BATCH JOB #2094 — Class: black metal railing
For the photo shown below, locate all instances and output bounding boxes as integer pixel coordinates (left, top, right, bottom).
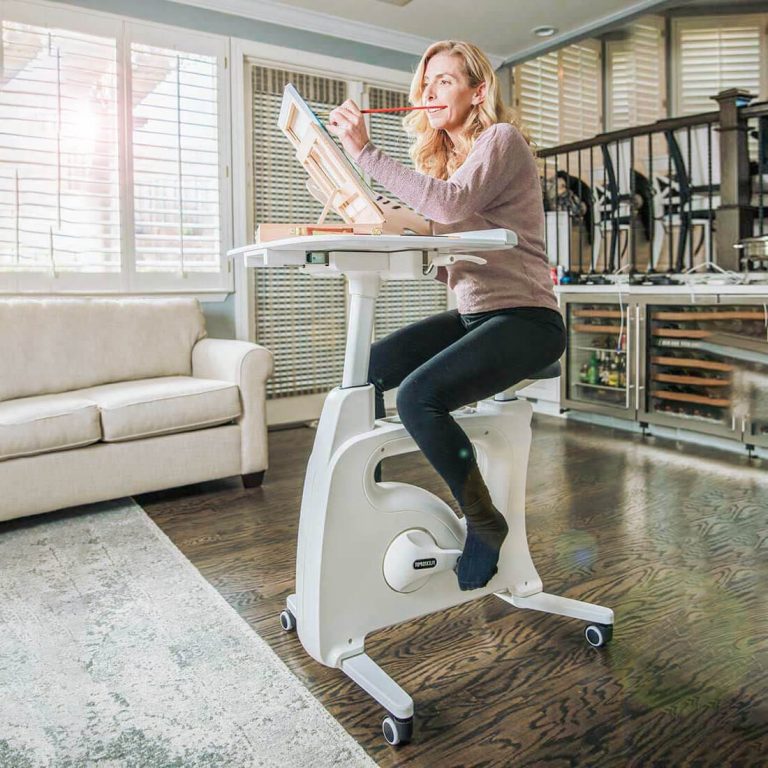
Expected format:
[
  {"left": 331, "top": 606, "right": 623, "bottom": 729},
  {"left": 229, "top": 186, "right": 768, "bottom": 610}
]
[
  {"left": 538, "top": 90, "right": 768, "bottom": 283},
  {"left": 743, "top": 102, "right": 768, "bottom": 245}
]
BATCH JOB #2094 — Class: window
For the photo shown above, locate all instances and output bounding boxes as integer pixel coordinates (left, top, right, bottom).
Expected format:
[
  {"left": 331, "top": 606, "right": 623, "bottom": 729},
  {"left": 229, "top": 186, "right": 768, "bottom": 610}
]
[
  {"left": 130, "top": 42, "right": 222, "bottom": 276},
  {"left": 515, "top": 41, "right": 602, "bottom": 149},
  {"left": 515, "top": 52, "right": 560, "bottom": 149},
  {"left": 560, "top": 42, "right": 602, "bottom": 145},
  {"left": 673, "top": 15, "right": 766, "bottom": 116},
  {"left": 607, "top": 17, "right": 665, "bottom": 130},
  {"left": 0, "top": 0, "right": 231, "bottom": 293}
]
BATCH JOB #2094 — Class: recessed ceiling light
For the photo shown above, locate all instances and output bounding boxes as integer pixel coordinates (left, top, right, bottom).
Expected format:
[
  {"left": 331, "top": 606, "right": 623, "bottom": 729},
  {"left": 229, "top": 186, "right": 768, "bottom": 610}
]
[{"left": 532, "top": 26, "right": 558, "bottom": 38}]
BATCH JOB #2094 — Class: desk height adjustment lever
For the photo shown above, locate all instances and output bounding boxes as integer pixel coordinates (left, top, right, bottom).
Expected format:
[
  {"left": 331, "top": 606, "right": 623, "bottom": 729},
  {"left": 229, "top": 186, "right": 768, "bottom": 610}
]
[{"left": 423, "top": 251, "right": 488, "bottom": 274}]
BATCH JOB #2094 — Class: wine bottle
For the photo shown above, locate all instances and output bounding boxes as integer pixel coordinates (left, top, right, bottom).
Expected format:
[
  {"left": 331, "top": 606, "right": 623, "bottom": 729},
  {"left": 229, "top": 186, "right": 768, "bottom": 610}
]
[
  {"left": 588, "top": 352, "right": 599, "bottom": 385},
  {"left": 608, "top": 360, "right": 619, "bottom": 387}
]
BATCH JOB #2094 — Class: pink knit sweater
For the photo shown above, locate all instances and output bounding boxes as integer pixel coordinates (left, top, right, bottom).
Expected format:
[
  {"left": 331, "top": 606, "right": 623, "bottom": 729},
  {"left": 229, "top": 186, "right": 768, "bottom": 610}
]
[{"left": 356, "top": 123, "right": 559, "bottom": 315}]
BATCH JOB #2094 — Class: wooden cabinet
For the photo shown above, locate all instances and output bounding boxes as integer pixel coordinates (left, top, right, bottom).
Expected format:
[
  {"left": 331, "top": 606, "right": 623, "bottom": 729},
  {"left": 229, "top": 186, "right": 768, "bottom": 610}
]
[
  {"left": 560, "top": 290, "right": 768, "bottom": 451},
  {"left": 642, "top": 301, "right": 768, "bottom": 446},
  {"left": 562, "top": 297, "right": 633, "bottom": 419}
]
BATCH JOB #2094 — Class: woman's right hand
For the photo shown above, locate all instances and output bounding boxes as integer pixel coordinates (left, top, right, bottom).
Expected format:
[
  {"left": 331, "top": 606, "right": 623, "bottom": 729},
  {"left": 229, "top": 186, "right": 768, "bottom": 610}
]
[{"left": 327, "top": 99, "right": 370, "bottom": 160}]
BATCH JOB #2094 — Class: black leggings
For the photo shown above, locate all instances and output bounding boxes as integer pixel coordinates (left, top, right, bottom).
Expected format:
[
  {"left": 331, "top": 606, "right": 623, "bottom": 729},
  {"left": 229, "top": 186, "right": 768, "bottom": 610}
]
[{"left": 368, "top": 306, "right": 566, "bottom": 507}]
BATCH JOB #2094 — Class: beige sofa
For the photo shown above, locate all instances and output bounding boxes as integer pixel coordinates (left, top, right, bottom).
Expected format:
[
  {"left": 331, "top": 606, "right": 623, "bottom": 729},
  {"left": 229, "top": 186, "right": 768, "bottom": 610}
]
[{"left": 0, "top": 297, "right": 273, "bottom": 523}]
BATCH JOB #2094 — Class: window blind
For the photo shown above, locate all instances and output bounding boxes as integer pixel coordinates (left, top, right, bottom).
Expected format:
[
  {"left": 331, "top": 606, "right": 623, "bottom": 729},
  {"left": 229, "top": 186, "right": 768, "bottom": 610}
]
[
  {"left": 608, "top": 44, "right": 632, "bottom": 132},
  {"left": 676, "top": 18, "right": 764, "bottom": 115},
  {"left": 131, "top": 43, "right": 221, "bottom": 273},
  {"left": 366, "top": 85, "right": 448, "bottom": 343},
  {"left": 0, "top": 4, "right": 229, "bottom": 292},
  {"left": 515, "top": 41, "right": 601, "bottom": 149},
  {"left": 250, "top": 66, "right": 348, "bottom": 399},
  {"left": 560, "top": 41, "right": 601, "bottom": 145},
  {"left": 634, "top": 20, "right": 665, "bottom": 126},
  {"left": 608, "top": 18, "right": 664, "bottom": 131},
  {"left": 0, "top": 21, "right": 120, "bottom": 271},
  {"left": 516, "top": 52, "right": 560, "bottom": 149}
]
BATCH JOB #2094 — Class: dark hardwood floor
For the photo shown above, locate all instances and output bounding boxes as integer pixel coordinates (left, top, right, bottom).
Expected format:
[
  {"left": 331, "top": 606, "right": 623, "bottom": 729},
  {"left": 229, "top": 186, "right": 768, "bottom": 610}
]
[{"left": 137, "top": 415, "right": 768, "bottom": 767}]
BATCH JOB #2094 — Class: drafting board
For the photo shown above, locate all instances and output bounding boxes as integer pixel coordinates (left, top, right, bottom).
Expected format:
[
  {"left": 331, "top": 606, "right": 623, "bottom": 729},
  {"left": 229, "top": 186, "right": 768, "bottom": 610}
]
[{"left": 276, "top": 83, "right": 429, "bottom": 235}]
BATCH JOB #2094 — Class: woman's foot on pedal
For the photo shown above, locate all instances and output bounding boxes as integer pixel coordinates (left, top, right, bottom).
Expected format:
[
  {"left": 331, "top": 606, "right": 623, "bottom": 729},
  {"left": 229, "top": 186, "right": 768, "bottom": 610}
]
[{"left": 456, "top": 510, "right": 508, "bottom": 590}]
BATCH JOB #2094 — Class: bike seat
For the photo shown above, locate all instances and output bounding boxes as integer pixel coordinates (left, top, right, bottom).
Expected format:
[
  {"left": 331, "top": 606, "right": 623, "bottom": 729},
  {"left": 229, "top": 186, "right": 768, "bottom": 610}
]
[
  {"left": 492, "top": 360, "right": 561, "bottom": 402},
  {"left": 527, "top": 361, "right": 561, "bottom": 380}
]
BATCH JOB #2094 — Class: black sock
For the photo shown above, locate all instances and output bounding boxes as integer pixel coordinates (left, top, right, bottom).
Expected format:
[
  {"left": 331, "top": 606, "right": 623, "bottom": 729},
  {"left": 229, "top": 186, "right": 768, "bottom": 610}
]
[
  {"left": 456, "top": 498, "right": 508, "bottom": 590},
  {"left": 454, "top": 465, "right": 508, "bottom": 590}
]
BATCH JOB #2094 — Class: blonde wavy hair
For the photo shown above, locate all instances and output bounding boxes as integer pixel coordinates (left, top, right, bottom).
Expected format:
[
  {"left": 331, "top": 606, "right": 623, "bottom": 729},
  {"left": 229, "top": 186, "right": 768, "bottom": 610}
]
[{"left": 404, "top": 40, "right": 530, "bottom": 180}]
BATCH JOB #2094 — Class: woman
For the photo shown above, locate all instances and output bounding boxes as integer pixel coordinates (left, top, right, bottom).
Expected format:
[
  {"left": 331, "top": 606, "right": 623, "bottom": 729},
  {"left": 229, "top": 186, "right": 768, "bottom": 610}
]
[{"left": 328, "top": 41, "right": 565, "bottom": 591}]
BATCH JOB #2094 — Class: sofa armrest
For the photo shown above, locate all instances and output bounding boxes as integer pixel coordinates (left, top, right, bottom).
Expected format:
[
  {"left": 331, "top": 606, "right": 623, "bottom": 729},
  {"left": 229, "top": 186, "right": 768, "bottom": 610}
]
[{"left": 192, "top": 338, "right": 274, "bottom": 475}]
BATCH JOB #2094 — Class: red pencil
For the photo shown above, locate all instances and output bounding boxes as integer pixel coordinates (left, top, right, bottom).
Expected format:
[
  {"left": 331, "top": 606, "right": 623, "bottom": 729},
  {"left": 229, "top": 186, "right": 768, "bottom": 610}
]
[{"left": 361, "top": 105, "right": 447, "bottom": 114}]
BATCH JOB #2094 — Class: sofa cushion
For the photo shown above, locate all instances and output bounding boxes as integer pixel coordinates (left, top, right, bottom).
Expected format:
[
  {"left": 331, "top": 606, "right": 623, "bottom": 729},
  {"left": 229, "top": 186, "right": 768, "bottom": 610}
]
[
  {"left": 0, "top": 298, "right": 206, "bottom": 402},
  {"left": 76, "top": 377, "right": 241, "bottom": 443},
  {"left": 0, "top": 393, "right": 101, "bottom": 462}
]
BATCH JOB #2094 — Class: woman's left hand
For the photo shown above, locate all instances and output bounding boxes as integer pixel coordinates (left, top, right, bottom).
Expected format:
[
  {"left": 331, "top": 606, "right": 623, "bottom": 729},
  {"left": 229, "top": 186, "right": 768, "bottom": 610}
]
[{"left": 327, "top": 99, "right": 370, "bottom": 160}]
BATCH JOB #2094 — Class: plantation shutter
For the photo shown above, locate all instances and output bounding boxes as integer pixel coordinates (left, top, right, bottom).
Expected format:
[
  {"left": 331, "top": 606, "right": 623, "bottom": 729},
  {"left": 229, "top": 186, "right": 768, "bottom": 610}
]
[
  {"left": 250, "top": 66, "right": 348, "bottom": 398},
  {"left": 609, "top": 44, "right": 632, "bottom": 131},
  {"left": 515, "top": 42, "right": 600, "bottom": 148},
  {"left": 607, "top": 18, "right": 664, "bottom": 130},
  {"left": 0, "top": 20, "right": 120, "bottom": 272},
  {"left": 634, "top": 20, "right": 665, "bottom": 126},
  {"left": 560, "top": 41, "right": 601, "bottom": 144},
  {"left": 515, "top": 52, "right": 559, "bottom": 149},
  {"left": 675, "top": 17, "right": 764, "bottom": 116},
  {"left": 366, "top": 85, "right": 448, "bottom": 342},
  {"left": 130, "top": 42, "right": 222, "bottom": 273}
]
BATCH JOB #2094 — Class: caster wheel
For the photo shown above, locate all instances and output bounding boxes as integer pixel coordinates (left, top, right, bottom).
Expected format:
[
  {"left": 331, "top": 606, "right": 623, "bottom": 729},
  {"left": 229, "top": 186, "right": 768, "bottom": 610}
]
[
  {"left": 279, "top": 609, "right": 296, "bottom": 632},
  {"left": 381, "top": 714, "right": 413, "bottom": 746},
  {"left": 585, "top": 623, "right": 613, "bottom": 648}
]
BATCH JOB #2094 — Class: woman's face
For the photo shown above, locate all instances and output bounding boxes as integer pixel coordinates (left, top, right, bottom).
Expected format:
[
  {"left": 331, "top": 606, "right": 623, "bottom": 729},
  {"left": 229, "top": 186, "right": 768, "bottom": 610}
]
[{"left": 421, "top": 51, "right": 485, "bottom": 141}]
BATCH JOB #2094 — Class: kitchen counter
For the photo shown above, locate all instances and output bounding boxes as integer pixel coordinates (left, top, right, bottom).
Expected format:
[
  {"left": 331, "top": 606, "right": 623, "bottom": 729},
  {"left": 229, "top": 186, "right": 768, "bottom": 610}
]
[{"left": 555, "top": 281, "right": 768, "bottom": 296}]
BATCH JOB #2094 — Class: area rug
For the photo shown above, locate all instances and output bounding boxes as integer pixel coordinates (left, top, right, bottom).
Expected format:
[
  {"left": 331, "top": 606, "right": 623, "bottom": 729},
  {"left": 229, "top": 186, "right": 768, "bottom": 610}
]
[{"left": 0, "top": 500, "right": 376, "bottom": 768}]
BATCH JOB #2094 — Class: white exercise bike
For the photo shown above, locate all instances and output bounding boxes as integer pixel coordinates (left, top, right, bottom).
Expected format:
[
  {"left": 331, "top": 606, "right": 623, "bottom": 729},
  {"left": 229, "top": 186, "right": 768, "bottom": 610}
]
[{"left": 232, "top": 229, "right": 614, "bottom": 746}]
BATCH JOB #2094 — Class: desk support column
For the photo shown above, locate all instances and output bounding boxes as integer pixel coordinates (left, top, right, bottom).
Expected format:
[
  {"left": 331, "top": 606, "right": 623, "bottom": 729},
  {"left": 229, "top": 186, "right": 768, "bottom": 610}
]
[{"left": 342, "top": 272, "right": 381, "bottom": 389}]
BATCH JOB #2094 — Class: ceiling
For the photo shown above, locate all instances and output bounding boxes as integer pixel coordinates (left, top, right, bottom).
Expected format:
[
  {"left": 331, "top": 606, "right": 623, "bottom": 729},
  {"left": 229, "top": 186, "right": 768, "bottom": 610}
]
[
  {"left": 279, "top": 0, "right": 669, "bottom": 60},
  {"left": 174, "top": 0, "right": 702, "bottom": 67}
]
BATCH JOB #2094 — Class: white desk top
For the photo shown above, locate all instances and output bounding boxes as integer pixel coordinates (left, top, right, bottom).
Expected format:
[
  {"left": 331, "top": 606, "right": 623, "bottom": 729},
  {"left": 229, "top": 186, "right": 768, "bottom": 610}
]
[{"left": 228, "top": 229, "right": 518, "bottom": 261}]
